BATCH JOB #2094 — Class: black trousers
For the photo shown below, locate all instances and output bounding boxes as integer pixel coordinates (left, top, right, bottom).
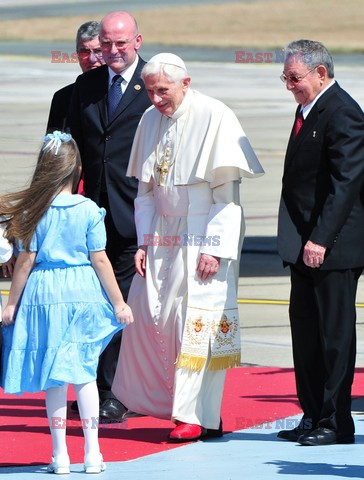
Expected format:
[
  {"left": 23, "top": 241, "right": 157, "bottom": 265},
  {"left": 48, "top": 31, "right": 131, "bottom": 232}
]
[
  {"left": 289, "top": 263, "right": 362, "bottom": 437},
  {"left": 97, "top": 193, "right": 137, "bottom": 402}
]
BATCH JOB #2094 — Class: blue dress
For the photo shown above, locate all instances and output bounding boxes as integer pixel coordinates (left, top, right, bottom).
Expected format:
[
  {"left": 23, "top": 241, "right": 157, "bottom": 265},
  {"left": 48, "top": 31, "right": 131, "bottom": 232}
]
[{"left": 1, "top": 194, "right": 124, "bottom": 394}]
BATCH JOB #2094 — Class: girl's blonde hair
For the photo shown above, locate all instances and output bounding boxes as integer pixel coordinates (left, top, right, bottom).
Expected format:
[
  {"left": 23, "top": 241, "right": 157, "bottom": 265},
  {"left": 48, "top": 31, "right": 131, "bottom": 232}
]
[{"left": 0, "top": 134, "right": 81, "bottom": 251}]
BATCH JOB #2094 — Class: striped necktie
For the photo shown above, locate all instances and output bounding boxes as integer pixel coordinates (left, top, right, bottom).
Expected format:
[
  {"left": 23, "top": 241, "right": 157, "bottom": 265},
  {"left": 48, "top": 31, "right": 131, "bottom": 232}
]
[{"left": 107, "top": 75, "right": 123, "bottom": 120}]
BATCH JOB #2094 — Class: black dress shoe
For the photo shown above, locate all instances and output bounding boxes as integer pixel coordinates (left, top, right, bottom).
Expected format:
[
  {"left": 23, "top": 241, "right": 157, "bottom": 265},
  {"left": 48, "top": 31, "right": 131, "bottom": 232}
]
[
  {"left": 123, "top": 409, "right": 146, "bottom": 419},
  {"left": 277, "top": 427, "right": 311, "bottom": 442},
  {"left": 204, "top": 419, "right": 223, "bottom": 438},
  {"left": 298, "top": 427, "right": 355, "bottom": 446},
  {"left": 99, "top": 399, "right": 127, "bottom": 420}
]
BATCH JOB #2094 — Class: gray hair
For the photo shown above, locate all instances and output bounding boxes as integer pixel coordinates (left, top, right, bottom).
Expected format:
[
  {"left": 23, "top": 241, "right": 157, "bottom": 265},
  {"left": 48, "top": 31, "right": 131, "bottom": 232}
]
[
  {"left": 284, "top": 39, "right": 334, "bottom": 78},
  {"left": 141, "top": 62, "right": 188, "bottom": 84},
  {"left": 76, "top": 21, "right": 100, "bottom": 51}
]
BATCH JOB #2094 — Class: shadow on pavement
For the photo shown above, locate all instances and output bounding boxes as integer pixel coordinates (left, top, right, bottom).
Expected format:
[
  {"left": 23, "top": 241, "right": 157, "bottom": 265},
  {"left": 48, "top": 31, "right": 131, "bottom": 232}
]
[{"left": 240, "top": 236, "right": 288, "bottom": 277}]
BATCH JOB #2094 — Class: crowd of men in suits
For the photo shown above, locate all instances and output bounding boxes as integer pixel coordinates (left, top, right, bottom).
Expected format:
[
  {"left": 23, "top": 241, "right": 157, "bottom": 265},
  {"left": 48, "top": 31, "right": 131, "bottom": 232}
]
[{"left": 46, "top": 11, "right": 364, "bottom": 446}]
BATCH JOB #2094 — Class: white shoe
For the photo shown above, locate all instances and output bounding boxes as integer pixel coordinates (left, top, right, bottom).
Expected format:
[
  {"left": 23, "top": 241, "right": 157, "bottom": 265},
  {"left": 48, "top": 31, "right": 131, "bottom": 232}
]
[
  {"left": 84, "top": 453, "right": 106, "bottom": 474},
  {"left": 47, "top": 454, "right": 70, "bottom": 474}
]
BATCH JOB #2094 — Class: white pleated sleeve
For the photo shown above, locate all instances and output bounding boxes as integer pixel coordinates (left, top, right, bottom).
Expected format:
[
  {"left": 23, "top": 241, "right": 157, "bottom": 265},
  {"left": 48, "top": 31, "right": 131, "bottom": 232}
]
[
  {"left": 134, "top": 179, "right": 156, "bottom": 247},
  {"left": 200, "top": 180, "right": 244, "bottom": 260}
]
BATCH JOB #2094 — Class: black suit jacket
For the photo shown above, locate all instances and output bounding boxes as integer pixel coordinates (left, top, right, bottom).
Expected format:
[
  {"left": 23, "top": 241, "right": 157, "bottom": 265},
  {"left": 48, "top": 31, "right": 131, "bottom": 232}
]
[
  {"left": 67, "top": 58, "right": 151, "bottom": 239},
  {"left": 47, "top": 83, "right": 75, "bottom": 132},
  {"left": 278, "top": 82, "right": 364, "bottom": 269}
]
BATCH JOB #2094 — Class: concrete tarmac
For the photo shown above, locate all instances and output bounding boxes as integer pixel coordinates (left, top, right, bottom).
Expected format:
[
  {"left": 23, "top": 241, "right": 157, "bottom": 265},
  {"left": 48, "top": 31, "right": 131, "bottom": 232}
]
[{"left": 0, "top": 0, "right": 273, "bottom": 19}]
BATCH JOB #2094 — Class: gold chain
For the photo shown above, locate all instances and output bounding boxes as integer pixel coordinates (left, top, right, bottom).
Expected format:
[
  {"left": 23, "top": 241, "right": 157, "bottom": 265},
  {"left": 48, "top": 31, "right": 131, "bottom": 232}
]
[{"left": 155, "top": 103, "right": 191, "bottom": 186}]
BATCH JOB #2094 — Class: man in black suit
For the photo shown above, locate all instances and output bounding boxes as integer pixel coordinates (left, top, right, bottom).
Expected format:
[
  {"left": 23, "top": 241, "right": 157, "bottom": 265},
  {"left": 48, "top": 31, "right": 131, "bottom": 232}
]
[
  {"left": 47, "top": 20, "right": 104, "bottom": 132},
  {"left": 67, "top": 11, "right": 151, "bottom": 420},
  {"left": 277, "top": 39, "right": 364, "bottom": 446}
]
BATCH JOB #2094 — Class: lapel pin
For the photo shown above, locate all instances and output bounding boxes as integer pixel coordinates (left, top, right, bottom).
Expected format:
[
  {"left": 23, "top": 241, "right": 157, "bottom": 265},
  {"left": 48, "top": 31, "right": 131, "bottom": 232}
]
[
  {"left": 313, "top": 131, "right": 316, "bottom": 138},
  {"left": 134, "top": 84, "right": 141, "bottom": 90}
]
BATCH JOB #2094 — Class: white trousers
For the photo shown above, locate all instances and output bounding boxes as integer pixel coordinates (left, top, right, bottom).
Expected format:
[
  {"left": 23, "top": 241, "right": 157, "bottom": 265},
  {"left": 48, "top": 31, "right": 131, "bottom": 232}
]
[{"left": 172, "top": 357, "right": 226, "bottom": 430}]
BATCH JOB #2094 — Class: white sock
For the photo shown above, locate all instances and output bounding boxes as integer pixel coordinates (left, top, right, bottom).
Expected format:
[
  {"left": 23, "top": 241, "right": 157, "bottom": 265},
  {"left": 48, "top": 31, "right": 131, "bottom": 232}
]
[
  {"left": 73, "top": 381, "right": 101, "bottom": 457},
  {"left": 45, "top": 384, "right": 69, "bottom": 458}
]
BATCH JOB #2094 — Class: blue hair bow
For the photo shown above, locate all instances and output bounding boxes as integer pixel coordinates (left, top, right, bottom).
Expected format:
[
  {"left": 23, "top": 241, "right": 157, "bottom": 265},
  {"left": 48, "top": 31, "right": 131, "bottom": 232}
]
[{"left": 42, "top": 131, "right": 72, "bottom": 155}]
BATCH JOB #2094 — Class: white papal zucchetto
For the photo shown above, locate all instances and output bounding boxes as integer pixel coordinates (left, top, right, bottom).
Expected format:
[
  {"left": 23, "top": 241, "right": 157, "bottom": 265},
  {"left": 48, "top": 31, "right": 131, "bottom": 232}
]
[{"left": 147, "top": 53, "right": 187, "bottom": 71}]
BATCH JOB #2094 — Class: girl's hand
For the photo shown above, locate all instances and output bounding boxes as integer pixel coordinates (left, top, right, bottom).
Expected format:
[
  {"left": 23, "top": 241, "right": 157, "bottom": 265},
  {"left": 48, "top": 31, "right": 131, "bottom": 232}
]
[
  {"left": 2, "top": 304, "right": 16, "bottom": 326},
  {"left": 114, "top": 303, "right": 134, "bottom": 325}
]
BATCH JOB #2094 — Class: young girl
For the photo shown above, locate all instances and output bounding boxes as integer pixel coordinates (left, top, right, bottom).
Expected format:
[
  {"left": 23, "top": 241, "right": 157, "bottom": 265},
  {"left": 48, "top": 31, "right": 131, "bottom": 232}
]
[{"left": 0, "top": 131, "right": 133, "bottom": 474}]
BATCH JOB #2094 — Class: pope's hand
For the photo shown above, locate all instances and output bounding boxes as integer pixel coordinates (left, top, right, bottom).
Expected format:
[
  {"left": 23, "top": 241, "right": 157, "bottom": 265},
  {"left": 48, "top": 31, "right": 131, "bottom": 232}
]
[
  {"left": 134, "top": 246, "right": 147, "bottom": 277},
  {"left": 196, "top": 253, "right": 220, "bottom": 281}
]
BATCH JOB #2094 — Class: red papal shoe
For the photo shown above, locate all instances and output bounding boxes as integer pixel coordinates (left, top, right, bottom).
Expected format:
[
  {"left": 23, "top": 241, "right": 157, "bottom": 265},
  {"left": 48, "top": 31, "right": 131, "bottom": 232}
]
[{"left": 168, "top": 422, "right": 205, "bottom": 442}]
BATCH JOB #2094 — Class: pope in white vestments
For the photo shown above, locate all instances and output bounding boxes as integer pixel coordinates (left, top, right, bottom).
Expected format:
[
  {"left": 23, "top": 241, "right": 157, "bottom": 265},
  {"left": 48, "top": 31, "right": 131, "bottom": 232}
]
[{"left": 112, "top": 53, "right": 264, "bottom": 441}]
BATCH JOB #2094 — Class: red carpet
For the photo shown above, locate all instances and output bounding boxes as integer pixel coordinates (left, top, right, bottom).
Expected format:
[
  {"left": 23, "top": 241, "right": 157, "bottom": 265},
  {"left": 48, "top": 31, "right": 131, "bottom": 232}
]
[{"left": 1, "top": 367, "right": 363, "bottom": 467}]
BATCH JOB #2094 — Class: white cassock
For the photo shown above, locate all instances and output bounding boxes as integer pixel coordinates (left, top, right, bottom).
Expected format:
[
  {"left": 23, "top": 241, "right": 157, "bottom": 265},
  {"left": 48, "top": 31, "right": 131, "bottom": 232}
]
[{"left": 112, "top": 89, "right": 264, "bottom": 429}]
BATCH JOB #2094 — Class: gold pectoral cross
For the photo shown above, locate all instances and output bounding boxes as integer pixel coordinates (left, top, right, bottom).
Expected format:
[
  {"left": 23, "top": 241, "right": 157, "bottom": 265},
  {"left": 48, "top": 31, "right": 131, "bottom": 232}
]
[
  {"left": 156, "top": 146, "right": 172, "bottom": 186},
  {"left": 156, "top": 158, "right": 170, "bottom": 186}
]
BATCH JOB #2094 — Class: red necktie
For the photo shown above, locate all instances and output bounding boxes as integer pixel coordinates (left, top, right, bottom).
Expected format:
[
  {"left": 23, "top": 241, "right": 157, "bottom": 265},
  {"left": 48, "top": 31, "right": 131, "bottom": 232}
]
[{"left": 294, "top": 111, "right": 304, "bottom": 138}]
